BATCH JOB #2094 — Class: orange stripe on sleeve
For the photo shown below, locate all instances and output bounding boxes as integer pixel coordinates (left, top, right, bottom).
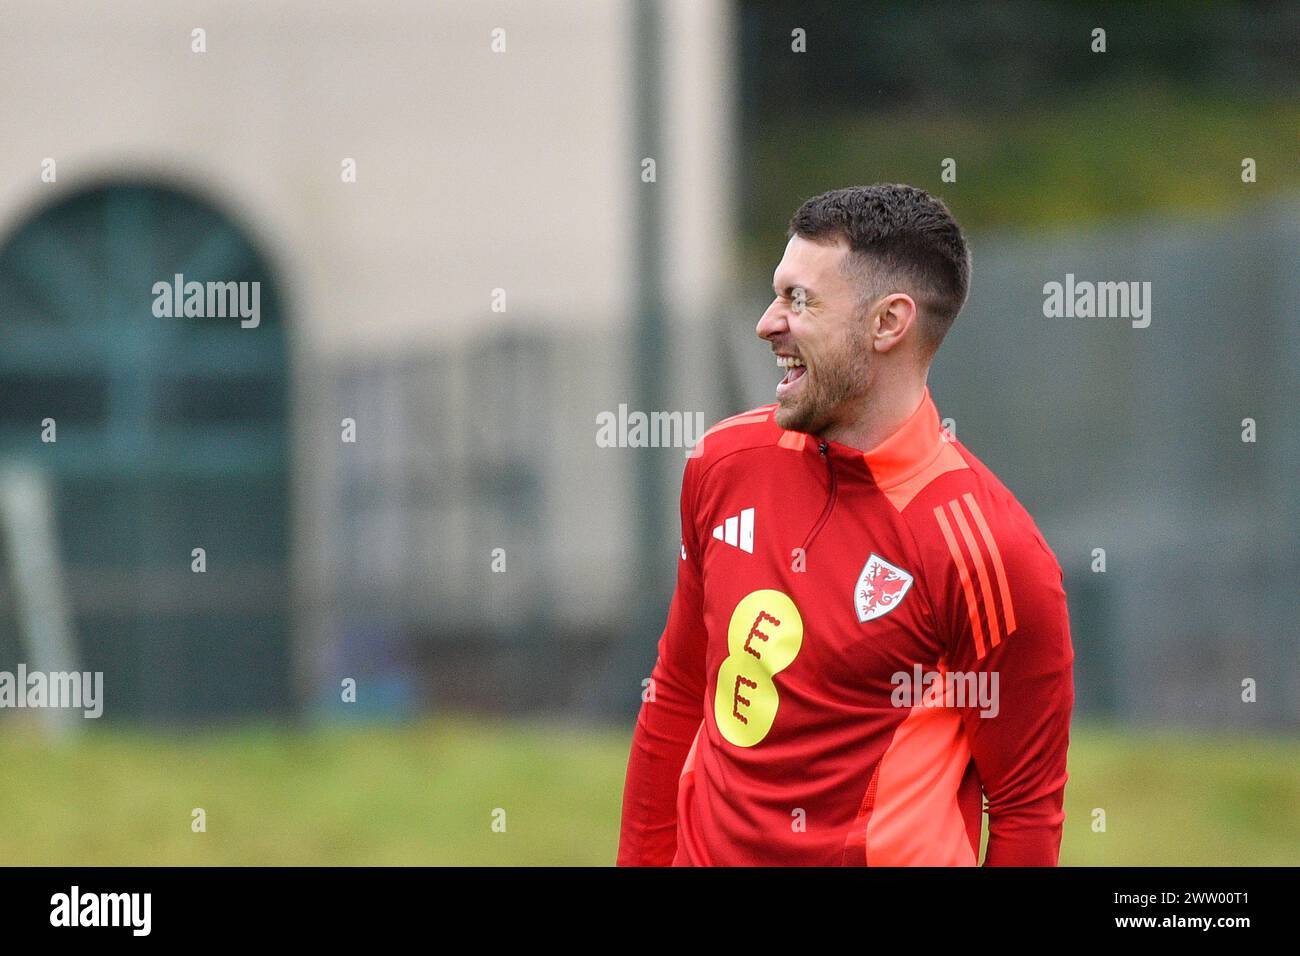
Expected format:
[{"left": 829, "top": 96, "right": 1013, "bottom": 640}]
[
  {"left": 700, "top": 412, "right": 771, "bottom": 442},
  {"left": 950, "top": 500, "right": 1002, "bottom": 650},
  {"left": 934, "top": 504, "right": 989, "bottom": 660},
  {"left": 962, "top": 493, "right": 1016, "bottom": 635}
]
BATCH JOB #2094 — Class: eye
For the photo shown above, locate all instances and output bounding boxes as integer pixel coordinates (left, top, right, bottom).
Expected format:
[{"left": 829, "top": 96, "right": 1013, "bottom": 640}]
[{"left": 790, "top": 288, "right": 807, "bottom": 312}]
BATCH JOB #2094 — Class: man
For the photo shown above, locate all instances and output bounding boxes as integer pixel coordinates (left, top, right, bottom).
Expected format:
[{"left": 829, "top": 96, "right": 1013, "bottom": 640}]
[{"left": 617, "top": 184, "right": 1074, "bottom": 866}]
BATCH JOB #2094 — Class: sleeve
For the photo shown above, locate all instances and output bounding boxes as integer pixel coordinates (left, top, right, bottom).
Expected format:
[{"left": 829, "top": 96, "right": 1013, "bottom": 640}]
[
  {"left": 934, "top": 498, "right": 1075, "bottom": 867},
  {"left": 616, "top": 455, "right": 709, "bottom": 866}
]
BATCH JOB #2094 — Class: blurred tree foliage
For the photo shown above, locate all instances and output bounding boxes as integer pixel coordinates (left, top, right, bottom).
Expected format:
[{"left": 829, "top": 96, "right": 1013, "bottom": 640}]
[{"left": 738, "top": 0, "right": 1300, "bottom": 266}]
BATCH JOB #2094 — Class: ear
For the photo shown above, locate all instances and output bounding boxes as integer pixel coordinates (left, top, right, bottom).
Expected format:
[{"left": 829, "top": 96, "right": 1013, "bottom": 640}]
[{"left": 872, "top": 293, "right": 919, "bottom": 353}]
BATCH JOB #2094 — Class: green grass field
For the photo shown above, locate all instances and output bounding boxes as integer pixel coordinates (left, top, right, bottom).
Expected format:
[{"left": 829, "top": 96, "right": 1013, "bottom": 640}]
[{"left": 0, "top": 715, "right": 1296, "bottom": 865}]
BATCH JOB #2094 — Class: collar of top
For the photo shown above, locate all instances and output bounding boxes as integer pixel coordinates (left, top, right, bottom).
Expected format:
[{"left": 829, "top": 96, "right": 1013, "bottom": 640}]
[{"left": 778, "top": 386, "right": 948, "bottom": 490}]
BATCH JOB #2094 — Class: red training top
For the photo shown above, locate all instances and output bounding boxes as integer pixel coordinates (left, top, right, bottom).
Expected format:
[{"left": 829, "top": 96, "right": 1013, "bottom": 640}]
[{"left": 617, "top": 387, "right": 1075, "bottom": 866}]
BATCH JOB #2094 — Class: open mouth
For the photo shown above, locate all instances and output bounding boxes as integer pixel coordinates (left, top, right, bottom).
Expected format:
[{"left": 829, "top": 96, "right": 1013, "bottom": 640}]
[{"left": 775, "top": 354, "right": 807, "bottom": 398}]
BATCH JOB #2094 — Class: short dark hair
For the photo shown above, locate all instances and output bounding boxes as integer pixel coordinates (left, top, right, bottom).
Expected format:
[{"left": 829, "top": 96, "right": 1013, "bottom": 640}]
[{"left": 787, "top": 184, "right": 971, "bottom": 359}]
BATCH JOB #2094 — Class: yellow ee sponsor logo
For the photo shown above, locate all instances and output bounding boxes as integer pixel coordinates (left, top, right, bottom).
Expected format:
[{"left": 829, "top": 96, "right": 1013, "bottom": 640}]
[{"left": 713, "top": 589, "right": 804, "bottom": 747}]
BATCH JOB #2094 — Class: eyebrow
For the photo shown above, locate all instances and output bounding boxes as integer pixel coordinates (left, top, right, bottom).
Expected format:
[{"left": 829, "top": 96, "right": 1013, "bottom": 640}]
[{"left": 773, "top": 282, "right": 814, "bottom": 298}]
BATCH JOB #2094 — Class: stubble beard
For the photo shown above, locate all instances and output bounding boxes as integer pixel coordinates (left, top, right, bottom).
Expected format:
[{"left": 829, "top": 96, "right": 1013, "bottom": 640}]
[{"left": 774, "top": 325, "right": 874, "bottom": 437}]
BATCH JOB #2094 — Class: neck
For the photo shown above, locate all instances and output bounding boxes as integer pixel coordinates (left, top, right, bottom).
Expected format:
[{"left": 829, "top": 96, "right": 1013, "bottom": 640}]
[{"left": 818, "top": 371, "right": 928, "bottom": 453}]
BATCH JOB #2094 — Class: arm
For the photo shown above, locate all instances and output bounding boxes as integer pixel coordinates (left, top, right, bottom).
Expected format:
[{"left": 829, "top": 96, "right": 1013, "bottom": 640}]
[
  {"left": 938, "top": 505, "right": 1075, "bottom": 866},
  {"left": 616, "top": 458, "right": 709, "bottom": 866}
]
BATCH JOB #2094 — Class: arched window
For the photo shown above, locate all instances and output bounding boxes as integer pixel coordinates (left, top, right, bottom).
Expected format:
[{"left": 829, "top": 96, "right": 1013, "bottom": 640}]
[{"left": 0, "top": 181, "right": 291, "bottom": 721}]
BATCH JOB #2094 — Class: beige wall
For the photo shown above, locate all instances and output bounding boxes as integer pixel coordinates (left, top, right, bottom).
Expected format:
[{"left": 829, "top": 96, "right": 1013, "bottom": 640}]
[
  {"left": 0, "top": 0, "right": 738, "bottom": 681},
  {"left": 0, "top": 0, "right": 735, "bottom": 356}
]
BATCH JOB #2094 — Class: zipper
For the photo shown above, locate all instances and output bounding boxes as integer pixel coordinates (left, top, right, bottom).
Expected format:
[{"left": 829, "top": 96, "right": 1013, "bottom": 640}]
[{"left": 799, "top": 440, "right": 838, "bottom": 553}]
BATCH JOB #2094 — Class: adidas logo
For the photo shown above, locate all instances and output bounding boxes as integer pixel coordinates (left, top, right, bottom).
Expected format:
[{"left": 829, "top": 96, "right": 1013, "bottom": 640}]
[{"left": 711, "top": 507, "right": 755, "bottom": 554}]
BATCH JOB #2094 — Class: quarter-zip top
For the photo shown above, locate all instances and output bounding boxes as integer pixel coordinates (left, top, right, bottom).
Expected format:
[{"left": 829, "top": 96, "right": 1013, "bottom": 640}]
[{"left": 619, "top": 385, "right": 1076, "bottom": 867}]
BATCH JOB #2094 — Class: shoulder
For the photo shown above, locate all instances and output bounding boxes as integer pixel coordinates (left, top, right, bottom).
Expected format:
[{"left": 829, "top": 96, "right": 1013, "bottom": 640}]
[
  {"left": 953, "top": 442, "right": 1061, "bottom": 576},
  {"left": 902, "top": 439, "right": 1065, "bottom": 611},
  {"left": 685, "top": 404, "right": 786, "bottom": 477},
  {"left": 900, "top": 441, "right": 1070, "bottom": 664}
]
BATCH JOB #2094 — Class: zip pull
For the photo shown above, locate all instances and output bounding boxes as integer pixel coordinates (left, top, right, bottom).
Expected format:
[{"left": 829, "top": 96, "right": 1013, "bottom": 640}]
[{"left": 800, "top": 440, "right": 838, "bottom": 553}]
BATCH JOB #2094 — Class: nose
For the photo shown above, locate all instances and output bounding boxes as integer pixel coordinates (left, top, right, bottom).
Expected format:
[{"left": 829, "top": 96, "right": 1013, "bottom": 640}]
[{"left": 756, "top": 298, "right": 788, "bottom": 341}]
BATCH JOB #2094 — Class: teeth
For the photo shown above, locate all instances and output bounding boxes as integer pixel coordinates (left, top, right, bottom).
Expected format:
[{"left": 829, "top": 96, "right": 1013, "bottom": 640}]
[{"left": 776, "top": 356, "right": 805, "bottom": 368}]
